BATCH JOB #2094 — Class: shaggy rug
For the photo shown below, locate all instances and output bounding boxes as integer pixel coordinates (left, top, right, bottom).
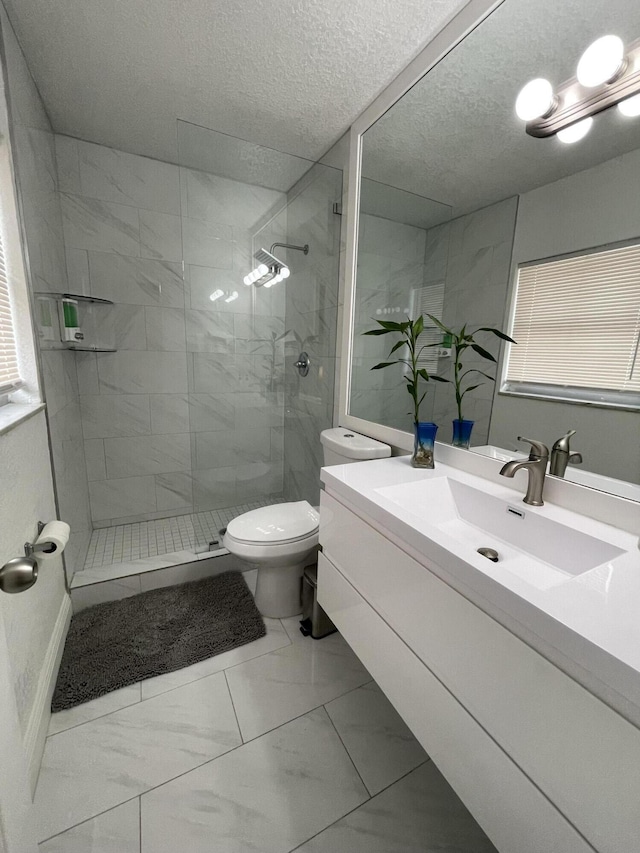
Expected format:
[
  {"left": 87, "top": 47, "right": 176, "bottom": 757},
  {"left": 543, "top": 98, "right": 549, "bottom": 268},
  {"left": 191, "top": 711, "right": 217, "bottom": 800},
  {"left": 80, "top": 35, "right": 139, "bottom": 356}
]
[{"left": 52, "top": 571, "right": 265, "bottom": 711}]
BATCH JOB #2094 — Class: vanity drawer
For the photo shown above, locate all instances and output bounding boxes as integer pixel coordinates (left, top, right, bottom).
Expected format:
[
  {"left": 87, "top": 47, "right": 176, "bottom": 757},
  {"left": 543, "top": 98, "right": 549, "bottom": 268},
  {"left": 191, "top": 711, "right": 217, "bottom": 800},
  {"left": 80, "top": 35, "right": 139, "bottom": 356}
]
[
  {"left": 318, "top": 551, "right": 591, "bottom": 853},
  {"left": 320, "top": 489, "right": 640, "bottom": 853}
]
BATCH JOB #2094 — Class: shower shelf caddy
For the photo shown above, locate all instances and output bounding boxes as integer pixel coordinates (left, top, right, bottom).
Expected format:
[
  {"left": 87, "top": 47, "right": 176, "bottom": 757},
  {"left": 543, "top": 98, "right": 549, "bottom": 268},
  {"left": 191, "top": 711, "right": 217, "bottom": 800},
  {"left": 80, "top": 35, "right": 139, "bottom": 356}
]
[{"left": 35, "top": 291, "right": 117, "bottom": 352}]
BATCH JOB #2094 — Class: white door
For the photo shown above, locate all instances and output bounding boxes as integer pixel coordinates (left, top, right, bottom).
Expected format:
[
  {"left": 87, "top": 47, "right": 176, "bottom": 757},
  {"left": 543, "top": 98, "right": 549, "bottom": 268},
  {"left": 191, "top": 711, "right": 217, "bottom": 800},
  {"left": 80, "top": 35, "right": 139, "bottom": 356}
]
[{"left": 0, "top": 607, "right": 38, "bottom": 853}]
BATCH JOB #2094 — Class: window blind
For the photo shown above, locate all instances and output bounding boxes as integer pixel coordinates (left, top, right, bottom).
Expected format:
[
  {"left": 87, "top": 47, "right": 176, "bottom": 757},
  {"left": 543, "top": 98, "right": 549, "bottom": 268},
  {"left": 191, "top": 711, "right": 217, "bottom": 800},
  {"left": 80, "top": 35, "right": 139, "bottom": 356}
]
[
  {"left": 505, "top": 243, "right": 640, "bottom": 398},
  {"left": 413, "top": 281, "right": 445, "bottom": 372},
  {"left": 0, "top": 229, "right": 21, "bottom": 394}
]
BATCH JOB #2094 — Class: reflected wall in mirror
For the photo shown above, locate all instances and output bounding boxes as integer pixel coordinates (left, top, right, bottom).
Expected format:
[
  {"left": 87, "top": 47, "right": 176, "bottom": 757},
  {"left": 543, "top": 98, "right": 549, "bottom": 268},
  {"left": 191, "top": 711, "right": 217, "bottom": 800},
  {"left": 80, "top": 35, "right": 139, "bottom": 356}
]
[{"left": 349, "top": 0, "right": 640, "bottom": 495}]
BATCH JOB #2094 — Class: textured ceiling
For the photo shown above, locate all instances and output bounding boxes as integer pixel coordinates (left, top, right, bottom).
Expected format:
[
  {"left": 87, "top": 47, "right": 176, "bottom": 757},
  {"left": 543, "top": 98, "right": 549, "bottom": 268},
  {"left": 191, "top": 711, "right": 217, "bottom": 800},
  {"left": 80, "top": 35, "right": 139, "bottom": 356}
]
[
  {"left": 362, "top": 0, "right": 640, "bottom": 218},
  {"left": 2, "top": 0, "right": 469, "bottom": 164}
]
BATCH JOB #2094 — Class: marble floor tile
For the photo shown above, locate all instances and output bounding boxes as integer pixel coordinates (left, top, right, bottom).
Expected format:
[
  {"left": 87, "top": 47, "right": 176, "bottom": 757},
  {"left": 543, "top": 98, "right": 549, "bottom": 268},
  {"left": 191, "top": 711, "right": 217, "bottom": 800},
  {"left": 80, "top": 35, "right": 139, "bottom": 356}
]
[
  {"left": 140, "top": 707, "right": 369, "bottom": 853},
  {"left": 325, "top": 681, "right": 428, "bottom": 795},
  {"left": 141, "top": 616, "right": 290, "bottom": 700},
  {"left": 39, "top": 799, "right": 140, "bottom": 852},
  {"left": 281, "top": 614, "right": 308, "bottom": 643},
  {"left": 35, "top": 672, "right": 241, "bottom": 841},
  {"left": 294, "top": 762, "right": 498, "bottom": 853},
  {"left": 225, "top": 632, "right": 371, "bottom": 741},
  {"left": 48, "top": 684, "right": 141, "bottom": 736}
]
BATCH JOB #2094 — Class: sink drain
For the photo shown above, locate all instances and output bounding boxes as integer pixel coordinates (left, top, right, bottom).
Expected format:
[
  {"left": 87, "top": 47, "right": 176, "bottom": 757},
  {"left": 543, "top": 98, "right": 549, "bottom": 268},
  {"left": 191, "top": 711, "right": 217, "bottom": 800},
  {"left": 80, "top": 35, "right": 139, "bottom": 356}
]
[{"left": 477, "top": 546, "right": 499, "bottom": 563}]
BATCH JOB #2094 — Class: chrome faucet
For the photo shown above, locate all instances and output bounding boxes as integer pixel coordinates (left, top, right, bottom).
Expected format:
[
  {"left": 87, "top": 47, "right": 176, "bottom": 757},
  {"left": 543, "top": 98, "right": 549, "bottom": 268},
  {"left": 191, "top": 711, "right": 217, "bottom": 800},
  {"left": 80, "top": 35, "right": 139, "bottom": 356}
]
[
  {"left": 550, "top": 429, "right": 583, "bottom": 478},
  {"left": 499, "top": 437, "right": 549, "bottom": 506}
]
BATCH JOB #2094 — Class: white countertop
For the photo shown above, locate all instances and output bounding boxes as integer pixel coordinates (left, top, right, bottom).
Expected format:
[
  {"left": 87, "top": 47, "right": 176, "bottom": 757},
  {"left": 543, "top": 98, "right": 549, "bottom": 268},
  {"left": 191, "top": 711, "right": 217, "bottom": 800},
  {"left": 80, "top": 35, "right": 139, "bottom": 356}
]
[{"left": 321, "top": 455, "right": 640, "bottom": 727}]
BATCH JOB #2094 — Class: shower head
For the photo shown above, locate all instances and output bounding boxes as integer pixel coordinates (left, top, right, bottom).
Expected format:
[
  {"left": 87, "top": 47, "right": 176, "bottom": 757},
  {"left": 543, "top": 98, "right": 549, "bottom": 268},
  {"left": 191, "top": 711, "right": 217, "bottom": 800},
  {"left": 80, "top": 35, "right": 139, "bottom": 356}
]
[{"left": 243, "top": 242, "right": 308, "bottom": 288}]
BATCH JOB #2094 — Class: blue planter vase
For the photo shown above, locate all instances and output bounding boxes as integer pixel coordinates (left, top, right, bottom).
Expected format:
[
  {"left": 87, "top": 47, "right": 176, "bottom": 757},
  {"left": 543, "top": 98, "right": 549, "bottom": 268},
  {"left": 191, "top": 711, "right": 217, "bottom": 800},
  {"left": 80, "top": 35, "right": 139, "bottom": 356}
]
[
  {"left": 412, "top": 421, "right": 438, "bottom": 468},
  {"left": 452, "top": 418, "right": 474, "bottom": 449}
]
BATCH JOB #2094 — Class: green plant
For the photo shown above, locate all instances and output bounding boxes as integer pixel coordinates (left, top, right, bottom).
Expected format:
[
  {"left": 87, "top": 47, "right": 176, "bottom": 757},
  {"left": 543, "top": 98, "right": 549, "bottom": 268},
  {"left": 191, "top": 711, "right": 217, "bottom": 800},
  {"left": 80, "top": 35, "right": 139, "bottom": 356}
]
[
  {"left": 363, "top": 317, "right": 449, "bottom": 424},
  {"left": 425, "top": 316, "right": 516, "bottom": 422}
]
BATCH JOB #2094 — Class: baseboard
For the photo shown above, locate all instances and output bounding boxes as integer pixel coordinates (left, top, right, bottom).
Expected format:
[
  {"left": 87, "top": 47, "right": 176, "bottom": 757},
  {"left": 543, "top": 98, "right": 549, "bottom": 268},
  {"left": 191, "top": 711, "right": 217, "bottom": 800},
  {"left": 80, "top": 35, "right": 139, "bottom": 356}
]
[{"left": 24, "top": 593, "right": 71, "bottom": 795}]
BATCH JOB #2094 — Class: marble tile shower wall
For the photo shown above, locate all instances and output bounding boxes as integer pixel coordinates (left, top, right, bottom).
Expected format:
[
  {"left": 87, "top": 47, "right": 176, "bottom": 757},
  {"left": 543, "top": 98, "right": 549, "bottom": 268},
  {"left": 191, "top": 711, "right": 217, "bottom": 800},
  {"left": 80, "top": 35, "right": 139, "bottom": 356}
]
[
  {"left": 350, "top": 198, "right": 518, "bottom": 443},
  {"left": 54, "top": 136, "right": 288, "bottom": 526},
  {"left": 3, "top": 28, "right": 92, "bottom": 579},
  {"left": 283, "top": 163, "right": 342, "bottom": 504},
  {"left": 427, "top": 197, "right": 518, "bottom": 445},
  {"left": 351, "top": 213, "right": 428, "bottom": 431}
]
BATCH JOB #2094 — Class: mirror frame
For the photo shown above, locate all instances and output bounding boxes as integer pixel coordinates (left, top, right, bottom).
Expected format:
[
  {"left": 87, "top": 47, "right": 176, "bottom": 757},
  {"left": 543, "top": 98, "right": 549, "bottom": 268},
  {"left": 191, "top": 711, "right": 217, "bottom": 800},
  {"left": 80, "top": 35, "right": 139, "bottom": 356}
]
[{"left": 338, "top": 0, "right": 517, "bottom": 450}]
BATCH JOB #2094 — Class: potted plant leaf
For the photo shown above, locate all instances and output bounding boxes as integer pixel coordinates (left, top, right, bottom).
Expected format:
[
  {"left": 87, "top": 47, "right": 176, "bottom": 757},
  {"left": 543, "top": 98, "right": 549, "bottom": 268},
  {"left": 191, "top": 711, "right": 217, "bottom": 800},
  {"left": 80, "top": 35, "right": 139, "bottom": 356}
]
[
  {"left": 425, "top": 315, "right": 516, "bottom": 448},
  {"left": 363, "top": 316, "right": 449, "bottom": 468}
]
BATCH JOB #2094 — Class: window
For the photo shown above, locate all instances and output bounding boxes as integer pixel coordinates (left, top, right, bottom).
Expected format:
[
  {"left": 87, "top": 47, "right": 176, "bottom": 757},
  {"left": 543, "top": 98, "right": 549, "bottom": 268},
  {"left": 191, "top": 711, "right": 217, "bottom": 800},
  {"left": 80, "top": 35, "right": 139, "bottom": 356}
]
[
  {"left": 502, "top": 241, "right": 640, "bottom": 409},
  {"left": 0, "top": 228, "right": 21, "bottom": 395}
]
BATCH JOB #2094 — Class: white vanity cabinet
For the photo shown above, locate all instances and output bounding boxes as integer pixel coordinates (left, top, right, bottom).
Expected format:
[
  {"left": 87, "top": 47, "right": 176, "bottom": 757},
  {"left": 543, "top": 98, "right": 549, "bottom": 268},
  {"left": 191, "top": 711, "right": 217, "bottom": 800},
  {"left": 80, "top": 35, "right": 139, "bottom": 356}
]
[{"left": 318, "top": 489, "right": 640, "bottom": 853}]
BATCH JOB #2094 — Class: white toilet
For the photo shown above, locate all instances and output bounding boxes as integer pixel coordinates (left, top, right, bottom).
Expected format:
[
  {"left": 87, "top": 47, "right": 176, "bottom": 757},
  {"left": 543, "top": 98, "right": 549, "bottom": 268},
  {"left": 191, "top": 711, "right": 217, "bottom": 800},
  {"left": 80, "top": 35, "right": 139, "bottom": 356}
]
[{"left": 223, "top": 428, "right": 391, "bottom": 618}]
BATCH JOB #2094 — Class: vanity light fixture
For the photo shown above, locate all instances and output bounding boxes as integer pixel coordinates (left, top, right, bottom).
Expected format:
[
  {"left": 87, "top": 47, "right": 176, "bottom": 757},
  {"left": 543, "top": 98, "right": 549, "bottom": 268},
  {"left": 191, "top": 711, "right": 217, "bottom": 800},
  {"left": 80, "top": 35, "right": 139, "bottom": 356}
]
[
  {"left": 209, "top": 289, "right": 225, "bottom": 302},
  {"left": 224, "top": 291, "right": 239, "bottom": 303},
  {"left": 243, "top": 243, "right": 308, "bottom": 288},
  {"left": 618, "top": 93, "right": 640, "bottom": 116},
  {"left": 515, "top": 34, "right": 640, "bottom": 142}
]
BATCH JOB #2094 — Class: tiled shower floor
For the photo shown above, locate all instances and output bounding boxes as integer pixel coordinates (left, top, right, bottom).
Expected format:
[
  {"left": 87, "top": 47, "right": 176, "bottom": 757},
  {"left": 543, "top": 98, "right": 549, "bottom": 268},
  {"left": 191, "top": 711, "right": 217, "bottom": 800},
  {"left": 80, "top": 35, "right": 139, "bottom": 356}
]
[{"left": 84, "top": 498, "right": 283, "bottom": 570}]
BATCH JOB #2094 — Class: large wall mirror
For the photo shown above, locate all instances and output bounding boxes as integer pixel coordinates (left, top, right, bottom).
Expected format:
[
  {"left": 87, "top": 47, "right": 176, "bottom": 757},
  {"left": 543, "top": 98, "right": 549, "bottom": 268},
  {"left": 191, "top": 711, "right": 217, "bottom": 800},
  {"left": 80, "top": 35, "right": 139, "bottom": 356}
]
[{"left": 345, "top": 0, "right": 640, "bottom": 499}]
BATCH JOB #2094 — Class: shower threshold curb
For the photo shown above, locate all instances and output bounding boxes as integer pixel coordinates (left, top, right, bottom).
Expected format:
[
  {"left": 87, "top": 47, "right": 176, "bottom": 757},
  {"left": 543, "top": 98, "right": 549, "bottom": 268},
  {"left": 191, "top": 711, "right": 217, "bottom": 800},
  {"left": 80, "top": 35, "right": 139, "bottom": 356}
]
[{"left": 70, "top": 546, "right": 231, "bottom": 588}]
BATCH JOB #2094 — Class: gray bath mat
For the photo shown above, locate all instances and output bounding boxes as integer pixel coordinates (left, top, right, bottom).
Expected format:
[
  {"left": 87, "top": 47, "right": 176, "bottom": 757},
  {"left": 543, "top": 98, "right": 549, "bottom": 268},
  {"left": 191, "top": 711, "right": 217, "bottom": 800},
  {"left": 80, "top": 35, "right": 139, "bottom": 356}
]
[{"left": 52, "top": 571, "right": 265, "bottom": 712}]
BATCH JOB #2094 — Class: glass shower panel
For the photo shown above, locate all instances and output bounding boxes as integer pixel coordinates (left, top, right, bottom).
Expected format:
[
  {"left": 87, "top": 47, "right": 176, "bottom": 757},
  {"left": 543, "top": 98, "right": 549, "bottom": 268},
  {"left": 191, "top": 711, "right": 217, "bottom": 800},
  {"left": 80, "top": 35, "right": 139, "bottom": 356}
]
[
  {"left": 177, "top": 121, "right": 318, "bottom": 515},
  {"left": 281, "top": 161, "right": 343, "bottom": 504}
]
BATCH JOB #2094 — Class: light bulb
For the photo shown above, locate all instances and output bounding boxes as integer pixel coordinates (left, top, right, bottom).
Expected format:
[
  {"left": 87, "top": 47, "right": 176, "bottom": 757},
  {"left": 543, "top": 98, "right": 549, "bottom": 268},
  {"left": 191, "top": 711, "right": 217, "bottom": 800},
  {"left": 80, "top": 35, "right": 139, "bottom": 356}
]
[
  {"left": 243, "top": 274, "right": 253, "bottom": 286},
  {"left": 224, "top": 290, "right": 239, "bottom": 303},
  {"left": 271, "top": 273, "right": 283, "bottom": 286},
  {"left": 515, "top": 78, "right": 555, "bottom": 121},
  {"left": 557, "top": 117, "right": 593, "bottom": 143},
  {"left": 280, "top": 266, "right": 290, "bottom": 279},
  {"left": 209, "top": 289, "right": 224, "bottom": 302},
  {"left": 263, "top": 278, "right": 273, "bottom": 289},
  {"left": 618, "top": 94, "right": 640, "bottom": 117},
  {"left": 577, "top": 35, "right": 625, "bottom": 87},
  {"left": 257, "top": 264, "right": 268, "bottom": 276}
]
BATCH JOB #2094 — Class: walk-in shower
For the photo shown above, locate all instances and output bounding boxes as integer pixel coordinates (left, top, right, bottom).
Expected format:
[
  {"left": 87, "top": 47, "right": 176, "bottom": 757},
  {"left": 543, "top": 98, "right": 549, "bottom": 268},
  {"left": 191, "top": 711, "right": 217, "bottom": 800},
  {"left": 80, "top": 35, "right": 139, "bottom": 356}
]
[{"left": 16, "top": 118, "right": 344, "bottom": 608}]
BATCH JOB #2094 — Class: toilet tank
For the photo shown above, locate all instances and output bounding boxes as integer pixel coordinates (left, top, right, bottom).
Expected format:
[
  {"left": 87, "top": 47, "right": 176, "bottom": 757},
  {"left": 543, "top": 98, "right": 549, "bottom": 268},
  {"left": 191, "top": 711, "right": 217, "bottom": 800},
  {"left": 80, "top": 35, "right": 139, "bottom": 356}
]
[{"left": 320, "top": 428, "right": 391, "bottom": 466}]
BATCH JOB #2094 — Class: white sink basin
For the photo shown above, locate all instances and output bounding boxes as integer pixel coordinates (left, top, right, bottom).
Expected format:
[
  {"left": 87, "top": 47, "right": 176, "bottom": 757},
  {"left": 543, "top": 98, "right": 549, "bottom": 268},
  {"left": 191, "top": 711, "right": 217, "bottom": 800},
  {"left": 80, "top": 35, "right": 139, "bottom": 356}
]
[{"left": 375, "top": 476, "right": 625, "bottom": 589}]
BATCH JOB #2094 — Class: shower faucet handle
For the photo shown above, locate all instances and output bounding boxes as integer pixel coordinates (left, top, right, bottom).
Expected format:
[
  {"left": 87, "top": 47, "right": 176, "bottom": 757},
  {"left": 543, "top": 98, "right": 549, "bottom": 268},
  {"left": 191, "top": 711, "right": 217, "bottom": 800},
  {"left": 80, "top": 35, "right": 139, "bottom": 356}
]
[{"left": 295, "top": 352, "right": 310, "bottom": 377}]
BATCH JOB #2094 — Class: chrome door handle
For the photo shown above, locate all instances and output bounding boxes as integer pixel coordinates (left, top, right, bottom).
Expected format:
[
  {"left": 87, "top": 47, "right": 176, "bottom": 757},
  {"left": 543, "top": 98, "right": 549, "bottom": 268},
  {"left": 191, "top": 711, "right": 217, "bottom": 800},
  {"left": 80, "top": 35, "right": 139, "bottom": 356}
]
[{"left": 0, "top": 556, "right": 38, "bottom": 594}]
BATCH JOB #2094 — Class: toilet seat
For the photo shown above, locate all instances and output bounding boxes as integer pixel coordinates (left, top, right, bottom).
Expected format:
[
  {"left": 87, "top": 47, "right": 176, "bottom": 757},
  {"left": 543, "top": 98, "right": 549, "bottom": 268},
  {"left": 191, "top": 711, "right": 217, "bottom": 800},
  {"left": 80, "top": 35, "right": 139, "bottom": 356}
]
[{"left": 225, "top": 501, "right": 319, "bottom": 546}]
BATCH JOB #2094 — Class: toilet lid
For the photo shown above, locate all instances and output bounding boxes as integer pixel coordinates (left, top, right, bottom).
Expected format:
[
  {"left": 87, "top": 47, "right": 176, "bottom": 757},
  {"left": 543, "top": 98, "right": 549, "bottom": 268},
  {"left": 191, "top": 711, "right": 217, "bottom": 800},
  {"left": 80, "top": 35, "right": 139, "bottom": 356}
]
[{"left": 226, "top": 501, "right": 319, "bottom": 545}]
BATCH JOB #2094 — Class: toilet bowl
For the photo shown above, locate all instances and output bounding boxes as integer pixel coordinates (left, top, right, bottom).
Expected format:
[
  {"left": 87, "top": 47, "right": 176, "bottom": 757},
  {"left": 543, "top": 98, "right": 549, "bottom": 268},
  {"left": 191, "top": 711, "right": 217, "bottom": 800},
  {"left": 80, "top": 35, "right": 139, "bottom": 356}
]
[
  {"left": 224, "top": 428, "right": 391, "bottom": 618},
  {"left": 223, "top": 501, "right": 319, "bottom": 618}
]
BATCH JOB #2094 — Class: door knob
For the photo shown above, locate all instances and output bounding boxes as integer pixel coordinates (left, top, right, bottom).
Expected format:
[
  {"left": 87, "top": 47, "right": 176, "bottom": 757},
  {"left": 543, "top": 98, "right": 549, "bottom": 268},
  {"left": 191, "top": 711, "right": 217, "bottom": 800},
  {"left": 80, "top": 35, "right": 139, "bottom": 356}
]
[{"left": 0, "top": 556, "right": 38, "bottom": 594}]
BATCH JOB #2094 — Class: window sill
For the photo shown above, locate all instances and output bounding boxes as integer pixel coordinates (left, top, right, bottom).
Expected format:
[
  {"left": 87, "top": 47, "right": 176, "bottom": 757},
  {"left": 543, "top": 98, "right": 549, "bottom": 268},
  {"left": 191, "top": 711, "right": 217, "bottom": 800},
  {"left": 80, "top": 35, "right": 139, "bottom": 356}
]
[
  {"left": 499, "top": 384, "right": 640, "bottom": 412},
  {"left": 0, "top": 402, "right": 45, "bottom": 437}
]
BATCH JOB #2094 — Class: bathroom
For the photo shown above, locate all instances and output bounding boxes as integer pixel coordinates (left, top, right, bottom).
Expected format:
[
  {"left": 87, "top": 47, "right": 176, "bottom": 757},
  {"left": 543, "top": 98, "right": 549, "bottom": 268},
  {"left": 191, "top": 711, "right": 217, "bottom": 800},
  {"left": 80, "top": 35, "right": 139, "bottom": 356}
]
[{"left": 0, "top": 0, "right": 639, "bottom": 850}]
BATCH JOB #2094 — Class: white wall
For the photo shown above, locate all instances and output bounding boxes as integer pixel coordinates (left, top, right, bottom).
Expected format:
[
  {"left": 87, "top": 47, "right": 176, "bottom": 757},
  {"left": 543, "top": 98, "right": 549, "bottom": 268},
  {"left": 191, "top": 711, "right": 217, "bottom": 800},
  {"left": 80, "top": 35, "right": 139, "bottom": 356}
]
[
  {"left": 1, "top": 1, "right": 92, "bottom": 579},
  {"left": 490, "top": 147, "right": 640, "bottom": 482},
  {"left": 0, "top": 2, "right": 70, "bottom": 789}
]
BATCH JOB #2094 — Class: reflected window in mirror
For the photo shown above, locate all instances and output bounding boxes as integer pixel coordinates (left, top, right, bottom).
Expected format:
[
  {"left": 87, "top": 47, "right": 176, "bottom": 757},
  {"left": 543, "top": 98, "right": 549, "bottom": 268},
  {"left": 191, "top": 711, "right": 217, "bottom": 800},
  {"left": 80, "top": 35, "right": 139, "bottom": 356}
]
[{"left": 502, "top": 239, "right": 640, "bottom": 409}]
